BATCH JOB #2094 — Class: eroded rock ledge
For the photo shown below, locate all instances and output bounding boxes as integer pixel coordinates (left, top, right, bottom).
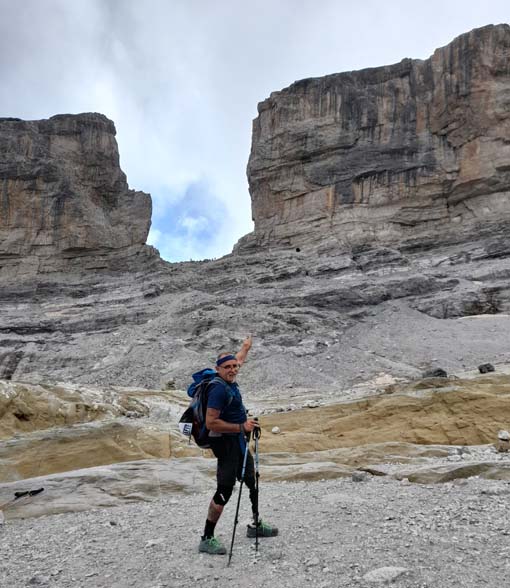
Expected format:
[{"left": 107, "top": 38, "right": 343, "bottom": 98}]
[
  {"left": 0, "top": 113, "right": 160, "bottom": 277},
  {"left": 238, "top": 24, "right": 510, "bottom": 252}
]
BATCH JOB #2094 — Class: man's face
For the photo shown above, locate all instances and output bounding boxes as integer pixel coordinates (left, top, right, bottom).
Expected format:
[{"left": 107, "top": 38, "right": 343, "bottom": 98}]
[{"left": 217, "top": 360, "right": 239, "bottom": 383}]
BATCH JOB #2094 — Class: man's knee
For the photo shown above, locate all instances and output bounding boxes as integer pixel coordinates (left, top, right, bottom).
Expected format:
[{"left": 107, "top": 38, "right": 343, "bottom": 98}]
[{"left": 213, "top": 485, "right": 234, "bottom": 506}]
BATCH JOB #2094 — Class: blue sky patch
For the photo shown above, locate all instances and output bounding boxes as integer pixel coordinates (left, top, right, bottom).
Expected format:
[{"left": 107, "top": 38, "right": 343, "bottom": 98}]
[{"left": 147, "top": 180, "right": 230, "bottom": 262}]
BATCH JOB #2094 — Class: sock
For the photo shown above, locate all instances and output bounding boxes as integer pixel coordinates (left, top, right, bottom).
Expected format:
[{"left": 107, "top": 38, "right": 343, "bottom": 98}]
[{"left": 203, "top": 519, "right": 216, "bottom": 538}]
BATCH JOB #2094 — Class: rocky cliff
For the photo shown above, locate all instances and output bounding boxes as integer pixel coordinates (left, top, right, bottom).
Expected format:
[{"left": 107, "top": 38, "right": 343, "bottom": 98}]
[
  {"left": 237, "top": 24, "right": 510, "bottom": 252},
  {"left": 1, "top": 26, "right": 510, "bottom": 393},
  {"left": 0, "top": 113, "right": 160, "bottom": 277}
]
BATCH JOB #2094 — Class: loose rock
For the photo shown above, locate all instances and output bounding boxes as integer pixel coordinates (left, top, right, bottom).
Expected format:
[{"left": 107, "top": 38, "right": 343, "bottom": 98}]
[
  {"left": 362, "top": 566, "right": 409, "bottom": 583},
  {"left": 422, "top": 368, "right": 448, "bottom": 378},
  {"left": 479, "top": 363, "right": 495, "bottom": 374}
]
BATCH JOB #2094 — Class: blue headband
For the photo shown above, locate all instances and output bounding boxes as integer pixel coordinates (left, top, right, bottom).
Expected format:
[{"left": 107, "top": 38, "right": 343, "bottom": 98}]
[{"left": 216, "top": 354, "right": 236, "bottom": 367}]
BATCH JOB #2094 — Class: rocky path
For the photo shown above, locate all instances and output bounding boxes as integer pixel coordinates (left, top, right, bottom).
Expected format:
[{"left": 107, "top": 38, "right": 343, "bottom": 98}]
[{"left": 2, "top": 475, "right": 510, "bottom": 588}]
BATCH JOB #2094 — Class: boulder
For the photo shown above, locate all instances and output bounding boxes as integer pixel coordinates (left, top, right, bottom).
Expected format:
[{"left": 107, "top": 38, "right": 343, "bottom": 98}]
[
  {"left": 497, "top": 429, "right": 510, "bottom": 452},
  {"left": 479, "top": 363, "right": 495, "bottom": 374}
]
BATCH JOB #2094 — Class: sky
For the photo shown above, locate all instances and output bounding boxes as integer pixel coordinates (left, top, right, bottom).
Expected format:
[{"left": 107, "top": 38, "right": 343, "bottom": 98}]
[{"left": 0, "top": 1, "right": 508, "bottom": 261}]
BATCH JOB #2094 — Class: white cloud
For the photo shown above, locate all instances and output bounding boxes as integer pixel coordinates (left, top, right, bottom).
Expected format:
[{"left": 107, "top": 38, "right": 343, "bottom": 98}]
[{"left": 179, "top": 215, "right": 208, "bottom": 233}]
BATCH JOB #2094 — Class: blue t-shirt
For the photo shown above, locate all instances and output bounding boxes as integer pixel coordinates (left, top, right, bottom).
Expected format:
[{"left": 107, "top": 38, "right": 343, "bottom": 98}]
[{"left": 207, "top": 378, "right": 247, "bottom": 426}]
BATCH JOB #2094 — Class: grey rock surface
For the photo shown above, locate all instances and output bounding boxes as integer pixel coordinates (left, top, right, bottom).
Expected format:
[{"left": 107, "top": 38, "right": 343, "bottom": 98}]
[
  {"left": 1, "top": 234, "right": 509, "bottom": 396},
  {"left": 2, "top": 475, "right": 510, "bottom": 588}
]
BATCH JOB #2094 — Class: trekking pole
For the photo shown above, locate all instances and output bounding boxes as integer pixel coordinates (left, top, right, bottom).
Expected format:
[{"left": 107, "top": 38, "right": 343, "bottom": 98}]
[
  {"left": 253, "top": 419, "right": 261, "bottom": 553},
  {"left": 227, "top": 430, "right": 252, "bottom": 567}
]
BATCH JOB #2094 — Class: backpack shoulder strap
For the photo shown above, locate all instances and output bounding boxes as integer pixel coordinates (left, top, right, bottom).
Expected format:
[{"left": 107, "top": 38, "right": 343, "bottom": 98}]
[{"left": 209, "top": 376, "right": 234, "bottom": 408}]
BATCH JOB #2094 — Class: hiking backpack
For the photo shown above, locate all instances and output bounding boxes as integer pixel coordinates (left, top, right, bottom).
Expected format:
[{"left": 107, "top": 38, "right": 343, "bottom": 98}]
[{"left": 178, "top": 369, "right": 232, "bottom": 449}]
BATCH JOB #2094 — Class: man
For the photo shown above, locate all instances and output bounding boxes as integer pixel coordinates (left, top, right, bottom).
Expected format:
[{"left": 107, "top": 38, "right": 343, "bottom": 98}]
[{"left": 199, "top": 335, "right": 278, "bottom": 555}]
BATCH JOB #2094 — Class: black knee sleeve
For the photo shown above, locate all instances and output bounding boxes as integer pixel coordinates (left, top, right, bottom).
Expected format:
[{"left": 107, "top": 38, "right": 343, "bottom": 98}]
[{"left": 213, "top": 485, "right": 233, "bottom": 506}]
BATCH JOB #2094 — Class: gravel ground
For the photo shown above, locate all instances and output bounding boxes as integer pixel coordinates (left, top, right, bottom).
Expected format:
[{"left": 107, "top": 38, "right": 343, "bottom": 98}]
[{"left": 2, "top": 475, "right": 510, "bottom": 588}]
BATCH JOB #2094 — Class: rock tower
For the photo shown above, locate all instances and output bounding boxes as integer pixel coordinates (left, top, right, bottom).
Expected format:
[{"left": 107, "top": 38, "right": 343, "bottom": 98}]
[
  {"left": 0, "top": 113, "right": 159, "bottom": 277},
  {"left": 238, "top": 24, "right": 510, "bottom": 252}
]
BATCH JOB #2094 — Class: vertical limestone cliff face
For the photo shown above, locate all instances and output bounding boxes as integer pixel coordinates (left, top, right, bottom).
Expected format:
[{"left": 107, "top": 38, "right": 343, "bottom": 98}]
[
  {"left": 238, "top": 24, "right": 510, "bottom": 252},
  {"left": 0, "top": 113, "right": 158, "bottom": 276}
]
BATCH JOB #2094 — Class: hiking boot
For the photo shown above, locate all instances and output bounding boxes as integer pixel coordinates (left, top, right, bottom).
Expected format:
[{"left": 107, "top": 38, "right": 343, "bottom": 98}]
[
  {"left": 198, "top": 536, "right": 227, "bottom": 555},
  {"left": 246, "top": 520, "right": 278, "bottom": 538}
]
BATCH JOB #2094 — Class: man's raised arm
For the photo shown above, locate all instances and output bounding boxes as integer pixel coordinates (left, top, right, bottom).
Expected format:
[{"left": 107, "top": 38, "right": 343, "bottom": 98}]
[{"left": 235, "top": 335, "right": 252, "bottom": 367}]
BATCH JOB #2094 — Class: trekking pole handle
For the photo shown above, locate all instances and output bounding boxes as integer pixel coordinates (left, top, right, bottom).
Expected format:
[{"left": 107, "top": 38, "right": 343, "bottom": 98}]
[{"left": 252, "top": 416, "right": 261, "bottom": 440}]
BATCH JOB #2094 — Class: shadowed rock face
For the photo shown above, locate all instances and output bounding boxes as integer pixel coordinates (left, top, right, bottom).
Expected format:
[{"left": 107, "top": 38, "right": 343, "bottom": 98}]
[
  {"left": 238, "top": 24, "right": 510, "bottom": 252},
  {"left": 0, "top": 113, "right": 159, "bottom": 276}
]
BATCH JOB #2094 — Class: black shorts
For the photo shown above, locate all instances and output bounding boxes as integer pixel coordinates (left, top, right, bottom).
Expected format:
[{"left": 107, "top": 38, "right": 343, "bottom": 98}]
[{"left": 209, "top": 435, "right": 255, "bottom": 489}]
